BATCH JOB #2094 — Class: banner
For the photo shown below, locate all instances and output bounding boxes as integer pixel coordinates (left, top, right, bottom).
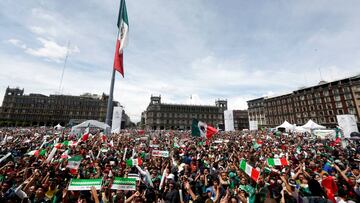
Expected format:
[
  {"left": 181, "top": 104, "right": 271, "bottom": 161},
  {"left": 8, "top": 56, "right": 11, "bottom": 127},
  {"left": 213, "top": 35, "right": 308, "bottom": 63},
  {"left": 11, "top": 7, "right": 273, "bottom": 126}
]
[
  {"left": 111, "top": 106, "right": 123, "bottom": 133},
  {"left": 224, "top": 110, "right": 235, "bottom": 131},
  {"left": 68, "top": 178, "right": 103, "bottom": 191},
  {"left": 313, "top": 129, "right": 336, "bottom": 140},
  {"left": 249, "top": 121, "right": 258, "bottom": 131},
  {"left": 128, "top": 173, "right": 140, "bottom": 181},
  {"left": 152, "top": 150, "right": 169, "bottom": 158},
  {"left": 337, "top": 114, "right": 359, "bottom": 138},
  {"left": 111, "top": 177, "right": 136, "bottom": 191}
]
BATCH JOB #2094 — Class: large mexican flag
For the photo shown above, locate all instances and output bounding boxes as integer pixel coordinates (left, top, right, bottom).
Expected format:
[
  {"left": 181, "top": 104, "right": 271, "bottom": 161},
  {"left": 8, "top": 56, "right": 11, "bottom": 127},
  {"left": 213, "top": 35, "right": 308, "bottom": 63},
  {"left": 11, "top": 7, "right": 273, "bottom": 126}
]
[
  {"left": 191, "top": 118, "right": 218, "bottom": 139},
  {"left": 113, "top": 0, "right": 129, "bottom": 77}
]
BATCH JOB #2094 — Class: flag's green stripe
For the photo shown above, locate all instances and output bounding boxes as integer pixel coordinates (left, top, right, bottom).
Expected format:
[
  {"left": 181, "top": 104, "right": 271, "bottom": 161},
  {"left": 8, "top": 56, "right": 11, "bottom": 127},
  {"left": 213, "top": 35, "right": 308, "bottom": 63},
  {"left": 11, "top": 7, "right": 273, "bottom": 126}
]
[
  {"left": 68, "top": 155, "right": 82, "bottom": 161},
  {"left": 70, "top": 179, "right": 102, "bottom": 186},
  {"left": 191, "top": 119, "right": 201, "bottom": 137},
  {"left": 268, "top": 158, "right": 275, "bottom": 166},
  {"left": 240, "top": 160, "right": 246, "bottom": 171}
]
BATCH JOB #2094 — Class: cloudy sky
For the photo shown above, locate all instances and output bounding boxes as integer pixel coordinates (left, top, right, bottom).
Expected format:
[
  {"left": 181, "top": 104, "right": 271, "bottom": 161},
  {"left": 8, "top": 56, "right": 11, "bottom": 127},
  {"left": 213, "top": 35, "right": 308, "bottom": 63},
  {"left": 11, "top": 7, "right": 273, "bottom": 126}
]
[{"left": 1, "top": 0, "right": 360, "bottom": 122}]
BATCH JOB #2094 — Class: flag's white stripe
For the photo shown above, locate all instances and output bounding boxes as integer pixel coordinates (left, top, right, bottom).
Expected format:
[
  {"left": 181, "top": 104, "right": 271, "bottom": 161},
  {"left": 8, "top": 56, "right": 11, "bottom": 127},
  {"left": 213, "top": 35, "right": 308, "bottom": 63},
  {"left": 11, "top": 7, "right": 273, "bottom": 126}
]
[
  {"left": 111, "top": 184, "right": 135, "bottom": 191},
  {"left": 198, "top": 121, "right": 207, "bottom": 137},
  {"left": 245, "top": 164, "right": 252, "bottom": 176},
  {"left": 119, "top": 22, "right": 128, "bottom": 51},
  {"left": 274, "top": 159, "right": 281, "bottom": 166},
  {"left": 68, "top": 185, "right": 101, "bottom": 191},
  {"left": 133, "top": 159, "right": 139, "bottom": 166},
  {"left": 67, "top": 161, "right": 81, "bottom": 169},
  {"left": 46, "top": 147, "right": 57, "bottom": 163}
]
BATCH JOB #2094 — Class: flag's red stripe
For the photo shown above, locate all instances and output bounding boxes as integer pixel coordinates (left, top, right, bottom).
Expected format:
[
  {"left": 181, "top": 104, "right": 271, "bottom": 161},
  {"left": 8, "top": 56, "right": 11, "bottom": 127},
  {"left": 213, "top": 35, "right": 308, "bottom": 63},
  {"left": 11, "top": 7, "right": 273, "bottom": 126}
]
[
  {"left": 70, "top": 169, "right": 77, "bottom": 175},
  {"left": 82, "top": 133, "right": 89, "bottom": 141},
  {"left": 113, "top": 39, "right": 124, "bottom": 77},
  {"left": 206, "top": 125, "right": 217, "bottom": 139},
  {"left": 280, "top": 158, "right": 288, "bottom": 166},
  {"left": 251, "top": 168, "right": 260, "bottom": 181}
]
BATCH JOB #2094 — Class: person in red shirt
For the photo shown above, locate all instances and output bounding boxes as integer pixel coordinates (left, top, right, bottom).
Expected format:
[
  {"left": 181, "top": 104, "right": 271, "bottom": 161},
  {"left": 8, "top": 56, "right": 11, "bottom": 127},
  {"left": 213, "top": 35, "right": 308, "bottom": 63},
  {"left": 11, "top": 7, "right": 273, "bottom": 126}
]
[
  {"left": 334, "top": 164, "right": 358, "bottom": 201},
  {"left": 321, "top": 172, "right": 338, "bottom": 203}
]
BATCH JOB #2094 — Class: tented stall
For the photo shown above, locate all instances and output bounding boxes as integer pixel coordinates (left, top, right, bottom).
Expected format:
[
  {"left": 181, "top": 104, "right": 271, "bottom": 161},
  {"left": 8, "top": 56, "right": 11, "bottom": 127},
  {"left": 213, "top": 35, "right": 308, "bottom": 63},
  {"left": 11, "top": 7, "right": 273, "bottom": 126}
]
[
  {"left": 294, "top": 126, "right": 308, "bottom": 133},
  {"left": 275, "top": 121, "right": 294, "bottom": 132},
  {"left": 71, "top": 120, "right": 110, "bottom": 132},
  {"left": 301, "top": 119, "right": 326, "bottom": 130},
  {"left": 54, "top": 123, "right": 63, "bottom": 130}
]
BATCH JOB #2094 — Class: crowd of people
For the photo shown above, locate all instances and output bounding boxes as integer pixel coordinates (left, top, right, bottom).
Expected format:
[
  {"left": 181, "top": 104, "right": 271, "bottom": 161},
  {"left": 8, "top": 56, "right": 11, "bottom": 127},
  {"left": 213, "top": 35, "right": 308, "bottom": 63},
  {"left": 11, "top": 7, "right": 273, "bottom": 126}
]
[{"left": 0, "top": 127, "right": 359, "bottom": 203}]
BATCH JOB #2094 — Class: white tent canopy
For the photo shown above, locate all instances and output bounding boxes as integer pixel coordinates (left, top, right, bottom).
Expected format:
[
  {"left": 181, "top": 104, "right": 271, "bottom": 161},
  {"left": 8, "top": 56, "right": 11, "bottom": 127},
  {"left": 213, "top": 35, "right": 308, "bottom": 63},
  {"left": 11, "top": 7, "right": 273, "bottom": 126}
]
[
  {"left": 54, "top": 123, "right": 63, "bottom": 130},
  {"left": 71, "top": 120, "right": 110, "bottom": 132},
  {"left": 276, "top": 121, "right": 294, "bottom": 132},
  {"left": 294, "top": 126, "right": 308, "bottom": 133},
  {"left": 301, "top": 119, "right": 326, "bottom": 130}
]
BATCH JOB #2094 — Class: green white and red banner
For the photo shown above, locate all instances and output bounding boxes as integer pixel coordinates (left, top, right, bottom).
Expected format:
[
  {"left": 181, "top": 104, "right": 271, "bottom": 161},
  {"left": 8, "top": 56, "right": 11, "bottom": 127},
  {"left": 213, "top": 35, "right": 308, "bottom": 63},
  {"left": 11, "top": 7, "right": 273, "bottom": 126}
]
[
  {"left": 111, "top": 177, "right": 136, "bottom": 191},
  {"left": 151, "top": 150, "right": 169, "bottom": 158},
  {"left": 26, "top": 149, "right": 46, "bottom": 157},
  {"left": 267, "top": 158, "right": 289, "bottom": 166},
  {"left": 68, "top": 178, "right": 103, "bottom": 191},
  {"left": 239, "top": 160, "right": 260, "bottom": 182},
  {"left": 126, "top": 158, "right": 143, "bottom": 166}
]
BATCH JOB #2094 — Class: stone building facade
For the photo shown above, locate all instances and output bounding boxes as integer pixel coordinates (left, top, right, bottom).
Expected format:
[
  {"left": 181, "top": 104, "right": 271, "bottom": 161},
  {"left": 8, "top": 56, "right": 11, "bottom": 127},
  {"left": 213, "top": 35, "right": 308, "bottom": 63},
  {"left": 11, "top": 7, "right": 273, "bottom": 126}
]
[
  {"left": 247, "top": 97, "right": 267, "bottom": 127},
  {"left": 143, "top": 95, "right": 227, "bottom": 130},
  {"left": 247, "top": 75, "right": 360, "bottom": 127},
  {"left": 0, "top": 87, "right": 128, "bottom": 127}
]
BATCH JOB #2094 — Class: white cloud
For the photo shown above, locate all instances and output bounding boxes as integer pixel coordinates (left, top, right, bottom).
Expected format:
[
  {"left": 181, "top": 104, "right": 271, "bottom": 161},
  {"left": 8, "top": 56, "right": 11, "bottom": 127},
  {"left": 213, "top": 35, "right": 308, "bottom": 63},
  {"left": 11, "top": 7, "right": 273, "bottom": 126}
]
[
  {"left": 227, "top": 96, "right": 250, "bottom": 110},
  {"left": 29, "top": 26, "right": 57, "bottom": 37},
  {"left": 7, "top": 37, "right": 81, "bottom": 63},
  {"left": 262, "top": 91, "right": 275, "bottom": 97},
  {"left": 31, "top": 8, "right": 56, "bottom": 22},
  {"left": 29, "top": 26, "right": 46, "bottom": 35},
  {"left": 21, "top": 38, "right": 80, "bottom": 62},
  {"left": 6, "top": 39, "right": 27, "bottom": 49}
]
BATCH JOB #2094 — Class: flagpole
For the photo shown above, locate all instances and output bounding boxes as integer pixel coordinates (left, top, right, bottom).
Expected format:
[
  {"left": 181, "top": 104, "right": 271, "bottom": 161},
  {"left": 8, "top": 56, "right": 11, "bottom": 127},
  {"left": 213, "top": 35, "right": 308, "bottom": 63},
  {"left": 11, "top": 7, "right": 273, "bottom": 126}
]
[
  {"left": 105, "top": 69, "right": 116, "bottom": 126},
  {"left": 105, "top": 0, "right": 125, "bottom": 128}
]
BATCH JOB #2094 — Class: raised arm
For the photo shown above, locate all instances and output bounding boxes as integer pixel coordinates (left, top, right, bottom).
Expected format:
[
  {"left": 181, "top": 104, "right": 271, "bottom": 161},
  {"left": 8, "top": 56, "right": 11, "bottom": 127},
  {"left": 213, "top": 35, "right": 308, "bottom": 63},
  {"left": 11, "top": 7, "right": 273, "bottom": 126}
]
[
  {"left": 334, "top": 164, "right": 349, "bottom": 182},
  {"left": 135, "top": 165, "right": 147, "bottom": 175},
  {"left": 280, "top": 175, "right": 292, "bottom": 193},
  {"left": 90, "top": 186, "right": 100, "bottom": 203},
  {"left": 184, "top": 181, "right": 196, "bottom": 201},
  {"left": 292, "top": 164, "right": 302, "bottom": 180}
]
